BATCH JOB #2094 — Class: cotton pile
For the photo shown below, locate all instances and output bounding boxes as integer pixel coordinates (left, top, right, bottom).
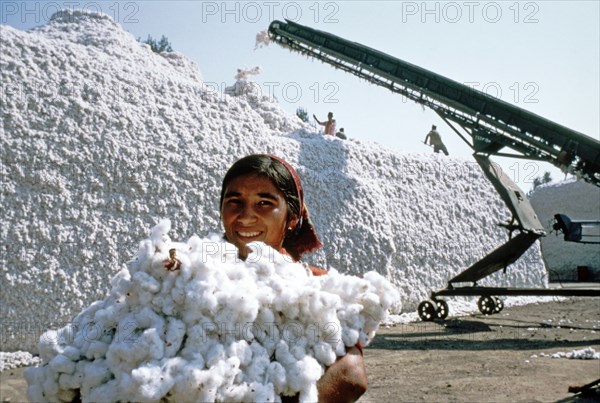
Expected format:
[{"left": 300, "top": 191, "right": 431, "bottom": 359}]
[
  {"left": 25, "top": 220, "right": 399, "bottom": 402},
  {"left": 550, "top": 347, "right": 600, "bottom": 360}
]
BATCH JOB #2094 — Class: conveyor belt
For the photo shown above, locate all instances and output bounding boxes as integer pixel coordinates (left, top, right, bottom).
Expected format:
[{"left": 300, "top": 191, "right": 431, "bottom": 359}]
[{"left": 268, "top": 19, "right": 600, "bottom": 186}]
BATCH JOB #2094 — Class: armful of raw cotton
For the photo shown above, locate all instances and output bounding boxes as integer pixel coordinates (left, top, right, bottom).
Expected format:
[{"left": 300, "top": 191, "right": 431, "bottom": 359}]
[{"left": 25, "top": 219, "right": 400, "bottom": 402}]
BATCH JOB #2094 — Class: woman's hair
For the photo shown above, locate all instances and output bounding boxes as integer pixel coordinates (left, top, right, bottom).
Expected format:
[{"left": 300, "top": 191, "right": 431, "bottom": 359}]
[{"left": 220, "top": 154, "right": 322, "bottom": 260}]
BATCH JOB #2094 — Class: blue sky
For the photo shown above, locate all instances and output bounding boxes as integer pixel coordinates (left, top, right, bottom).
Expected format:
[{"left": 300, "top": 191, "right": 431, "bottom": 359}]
[{"left": 2, "top": 1, "right": 599, "bottom": 190}]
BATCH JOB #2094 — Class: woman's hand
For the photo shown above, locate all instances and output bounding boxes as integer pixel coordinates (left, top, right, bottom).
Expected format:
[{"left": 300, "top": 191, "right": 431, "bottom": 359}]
[{"left": 316, "top": 345, "right": 368, "bottom": 403}]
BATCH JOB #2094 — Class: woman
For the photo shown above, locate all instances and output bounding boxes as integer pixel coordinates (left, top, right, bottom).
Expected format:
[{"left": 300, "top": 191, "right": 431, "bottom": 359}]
[{"left": 220, "top": 154, "right": 368, "bottom": 402}]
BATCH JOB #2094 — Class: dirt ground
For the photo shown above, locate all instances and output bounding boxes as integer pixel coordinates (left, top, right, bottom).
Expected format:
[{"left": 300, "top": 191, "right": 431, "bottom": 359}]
[{"left": 2, "top": 297, "right": 599, "bottom": 402}]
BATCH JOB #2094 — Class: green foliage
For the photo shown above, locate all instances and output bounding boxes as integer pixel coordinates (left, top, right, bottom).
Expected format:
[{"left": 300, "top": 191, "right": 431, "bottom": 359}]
[
  {"left": 532, "top": 171, "right": 552, "bottom": 190},
  {"left": 296, "top": 107, "right": 309, "bottom": 123},
  {"left": 527, "top": 171, "right": 553, "bottom": 197},
  {"left": 139, "top": 34, "right": 173, "bottom": 53}
]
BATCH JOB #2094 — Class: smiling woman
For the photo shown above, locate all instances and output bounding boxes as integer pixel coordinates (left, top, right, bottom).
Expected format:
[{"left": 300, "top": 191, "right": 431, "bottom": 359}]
[
  {"left": 219, "top": 154, "right": 368, "bottom": 402},
  {"left": 219, "top": 154, "right": 323, "bottom": 262}
]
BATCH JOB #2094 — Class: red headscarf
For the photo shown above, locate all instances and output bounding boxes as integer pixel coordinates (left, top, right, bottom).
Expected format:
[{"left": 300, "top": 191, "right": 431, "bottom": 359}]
[{"left": 268, "top": 155, "right": 323, "bottom": 260}]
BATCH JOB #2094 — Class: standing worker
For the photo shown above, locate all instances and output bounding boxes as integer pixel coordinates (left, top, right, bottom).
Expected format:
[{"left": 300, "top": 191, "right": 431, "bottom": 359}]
[
  {"left": 424, "top": 124, "right": 449, "bottom": 155},
  {"left": 313, "top": 112, "right": 336, "bottom": 136}
]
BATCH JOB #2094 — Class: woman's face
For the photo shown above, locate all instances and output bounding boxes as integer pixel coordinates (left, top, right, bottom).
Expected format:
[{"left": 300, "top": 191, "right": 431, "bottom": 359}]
[{"left": 221, "top": 173, "right": 295, "bottom": 259}]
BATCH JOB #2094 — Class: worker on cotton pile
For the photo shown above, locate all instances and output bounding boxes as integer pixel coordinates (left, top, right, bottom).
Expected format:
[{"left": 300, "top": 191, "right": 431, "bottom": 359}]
[{"left": 25, "top": 154, "right": 400, "bottom": 402}]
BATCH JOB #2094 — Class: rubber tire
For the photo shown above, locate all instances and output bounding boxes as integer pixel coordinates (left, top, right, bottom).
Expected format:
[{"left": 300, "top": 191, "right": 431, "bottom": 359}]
[
  {"left": 478, "top": 296, "right": 496, "bottom": 315},
  {"left": 493, "top": 297, "right": 504, "bottom": 313},
  {"left": 435, "top": 300, "right": 449, "bottom": 319},
  {"left": 418, "top": 300, "right": 437, "bottom": 321}
]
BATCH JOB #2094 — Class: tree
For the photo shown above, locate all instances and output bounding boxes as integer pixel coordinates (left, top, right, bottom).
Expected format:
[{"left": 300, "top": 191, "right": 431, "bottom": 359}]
[
  {"left": 139, "top": 34, "right": 173, "bottom": 53},
  {"left": 296, "top": 107, "right": 309, "bottom": 123},
  {"left": 528, "top": 171, "right": 553, "bottom": 197},
  {"left": 532, "top": 171, "right": 552, "bottom": 190}
]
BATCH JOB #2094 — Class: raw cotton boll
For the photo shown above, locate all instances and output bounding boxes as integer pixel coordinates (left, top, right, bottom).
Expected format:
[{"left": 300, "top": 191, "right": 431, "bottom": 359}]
[
  {"left": 334, "top": 338, "right": 347, "bottom": 356},
  {"left": 159, "top": 357, "right": 195, "bottom": 402},
  {"left": 26, "top": 384, "right": 45, "bottom": 402},
  {"left": 312, "top": 341, "right": 337, "bottom": 366},
  {"left": 109, "top": 268, "right": 132, "bottom": 294},
  {"left": 38, "top": 329, "right": 63, "bottom": 362},
  {"left": 62, "top": 346, "right": 81, "bottom": 361},
  {"left": 255, "top": 30, "right": 271, "bottom": 49},
  {"left": 93, "top": 299, "right": 127, "bottom": 329},
  {"left": 181, "top": 324, "right": 220, "bottom": 359},
  {"left": 337, "top": 305, "right": 363, "bottom": 332},
  {"left": 128, "top": 239, "right": 154, "bottom": 274},
  {"left": 274, "top": 286, "right": 302, "bottom": 320},
  {"left": 248, "top": 242, "right": 292, "bottom": 267},
  {"left": 41, "top": 374, "right": 60, "bottom": 401},
  {"left": 86, "top": 379, "right": 120, "bottom": 403},
  {"left": 205, "top": 342, "right": 227, "bottom": 368},
  {"left": 289, "top": 335, "right": 309, "bottom": 360},
  {"left": 168, "top": 364, "right": 208, "bottom": 401},
  {"left": 105, "top": 327, "right": 164, "bottom": 373},
  {"left": 129, "top": 362, "right": 174, "bottom": 402},
  {"left": 186, "top": 234, "right": 204, "bottom": 253},
  {"left": 132, "top": 271, "right": 161, "bottom": 306},
  {"left": 255, "top": 285, "right": 276, "bottom": 308},
  {"left": 323, "top": 270, "right": 370, "bottom": 303},
  {"left": 171, "top": 362, "right": 223, "bottom": 402},
  {"left": 364, "top": 270, "right": 402, "bottom": 313},
  {"left": 253, "top": 381, "right": 277, "bottom": 403},
  {"left": 163, "top": 356, "right": 188, "bottom": 381},
  {"left": 152, "top": 290, "right": 178, "bottom": 316},
  {"left": 81, "top": 358, "right": 111, "bottom": 396},
  {"left": 266, "top": 361, "right": 287, "bottom": 395},
  {"left": 297, "top": 356, "right": 323, "bottom": 402},
  {"left": 285, "top": 355, "right": 322, "bottom": 401},
  {"left": 150, "top": 219, "right": 171, "bottom": 252},
  {"left": 227, "top": 340, "right": 253, "bottom": 367},
  {"left": 182, "top": 281, "right": 214, "bottom": 321},
  {"left": 243, "top": 341, "right": 270, "bottom": 383},
  {"left": 256, "top": 305, "right": 275, "bottom": 325},
  {"left": 223, "top": 355, "right": 242, "bottom": 385},
  {"left": 23, "top": 366, "right": 46, "bottom": 389},
  {"left": 274, "top": 340, "right": 296, "bottom": 369},
  {"left": 192, "top": 367, "right": 221, "bottom": 402},
  {"left": 341, "top": 327, "right": 360, "bottom": 347},
  {"left": 73, "top": 300, "right": 106, "bottom": 324},
  {"left": 86, "top": 340, "right": 109, "bottom": 360},
  {"left": 164, "top": 318, "right": 186, "bottom": 358},
  {"left": 254, "top": 320, "right": 281, "bottom": 358},
  {"left": 226, "top": 289, "right": 260, "bottom": 325},
  {"left": 304, "top": 290, "right": 341, "bottom": 324},
  {"left": 158, "top": 269, "right": 178, "bottom": 296},
  {"left": 221, "top": 382, "right": 255, "bottom": 402},
  {"left": 171, "top": 274, "right": 188, "bottom": 306},
  {"left": 59, "top": 371, "right": 83, "bottom": 390},
  {"left": 135, "top": 306, "right": 166, "bottom": 333}
]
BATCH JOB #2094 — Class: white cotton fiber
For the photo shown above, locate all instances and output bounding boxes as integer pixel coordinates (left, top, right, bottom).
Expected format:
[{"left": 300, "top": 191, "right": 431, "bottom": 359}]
[{"left": 26, "top": 220, "right": 400, "bottom": 401}]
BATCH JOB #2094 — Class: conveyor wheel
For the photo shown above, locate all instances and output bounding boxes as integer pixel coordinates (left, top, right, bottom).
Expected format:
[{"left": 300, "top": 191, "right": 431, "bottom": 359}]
[
  {"left": 477, "top": 296, "right": 496, "bottom": 315},
  {"left": 435, "top": 300, "right": 449, "bottom": 319},
  {"left": 417, "top": 300, "right": 437, "bottom": 321},
  {"left": 493, "top": 297, "right": 504, "bottom": 313}
]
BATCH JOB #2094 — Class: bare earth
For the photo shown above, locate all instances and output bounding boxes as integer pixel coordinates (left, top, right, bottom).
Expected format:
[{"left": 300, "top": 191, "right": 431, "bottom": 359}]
[{"left": 2, "top": 297, "right": 599, "bottom": 402}]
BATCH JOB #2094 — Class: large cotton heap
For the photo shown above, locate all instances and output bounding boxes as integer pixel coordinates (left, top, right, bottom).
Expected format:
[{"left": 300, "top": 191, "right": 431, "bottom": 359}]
[{"left": 25, "top": 220, "right": 399, "bottom": 402}]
